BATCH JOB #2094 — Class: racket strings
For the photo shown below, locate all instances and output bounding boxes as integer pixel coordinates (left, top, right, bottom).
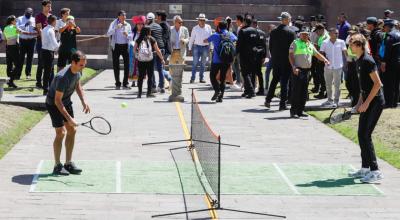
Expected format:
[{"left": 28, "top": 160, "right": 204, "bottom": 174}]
[{"left": 90, "top": 118, "right": 111, "bottom": 134}]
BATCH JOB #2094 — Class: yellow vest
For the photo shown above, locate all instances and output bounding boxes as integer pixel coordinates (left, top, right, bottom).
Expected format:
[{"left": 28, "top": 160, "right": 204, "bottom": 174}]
[{"left": 294, "top": 39, "right": 315, "bottom": 56}]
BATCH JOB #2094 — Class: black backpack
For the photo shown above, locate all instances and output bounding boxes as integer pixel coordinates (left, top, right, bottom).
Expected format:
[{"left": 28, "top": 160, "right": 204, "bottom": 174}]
[{"left": 218, "top": 32, "right": 236, "bottom": 64}]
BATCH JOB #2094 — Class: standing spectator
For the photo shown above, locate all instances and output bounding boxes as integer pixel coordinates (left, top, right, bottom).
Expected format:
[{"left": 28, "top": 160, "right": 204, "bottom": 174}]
[
  {"left": 204, "top": 19, "right": 237, "bottom": 103},
  {"left": 58, "top": 16, "right": 81, "bottom": 71},
  {"left": 129, "top": 15, "right": 146, "bottom": 87},
  {"left": 35, "top": 0, "right": 52, "bottom": 89},
  {"left": 264, "top": 24, "right": 276, "bottom": 92},
  {"left": 320, "top": 28, "right": 347, "bottom": 107},
  {"left": 232, "top": 15, "right": 244, "bottom": 87},
  {"left": 189, "top": 13, "right": 212, "bottom": 83},
  {"left": 253, "top": 19, "right": 267, "bottom": 96},
  {"left": 310, "top": 15, "right": 321, "bottom": 93},
  {"left": 289, "top": 29, "right": 329, "bottom": 118},
  {"left": 313, "top": 24, "right": 329, "bottom": 99},
  {"left": 237, "top": 15, "right": 265, "bottom": 98},
  {"left": 380, "top": 19, "right": 400, "bottom": 108},
  {"left": 134, "top": 26, "right": 165, "bottom": 98},
  {"left": 155, "top": 11, "right": 172, "bottom": 92},
  {"left": 3, "top": 15, "right": 20, "bottom": 88},
  {"left": 337, "top": 13, "right": 351, "bottom": 41},
  {"left": 147, "top": 12, "right": 166, "bottom": 93},
  {"left": 41, "top": 15, "right": 59, "bottom": 95},
  {"left": 107, "top": 10, "right": 132, "bottom": 89},
  {"left": 17, "top": 8, "right": 37, "bottom": 80},
  {"left": 170, "top": 15, "right": 189, "bottom": 64},
  {"left": 55, "top": 8, "right": 70, "bottom": 43},
  {"left": 366, "top": 17, "right": 384, "bottom": 63},
  {"left": 265, "top": 12, "right": 296, "bottom": 110},
  {"left": 384, "top": 9, "right": 394, "bottom": 20}
]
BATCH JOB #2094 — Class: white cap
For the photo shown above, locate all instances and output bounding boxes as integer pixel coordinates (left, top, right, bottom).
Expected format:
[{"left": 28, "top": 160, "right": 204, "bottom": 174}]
[
  {"left": 146, "top": 12, "right": 155, "bottom": 20},
  {"left": 197, "top": 13, "right": 207, "bottom": 21}
]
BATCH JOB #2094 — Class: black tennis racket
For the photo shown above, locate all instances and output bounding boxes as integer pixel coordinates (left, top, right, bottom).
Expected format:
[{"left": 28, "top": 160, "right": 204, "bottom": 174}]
[
  {"left": 329, "top": 107, "right": 357, "bottom": 124},
  {"left": 80, "top": 116, "right": 112, "bottom": 135}
]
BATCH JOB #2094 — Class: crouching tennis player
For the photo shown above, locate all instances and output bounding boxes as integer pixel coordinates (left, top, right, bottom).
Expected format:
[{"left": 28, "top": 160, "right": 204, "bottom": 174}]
[
  {"left": 348, "top": 34, "right": 385, "bottom": 183},
  {"left": 46, "top": 50, "right": 90, "bottom": 175}
]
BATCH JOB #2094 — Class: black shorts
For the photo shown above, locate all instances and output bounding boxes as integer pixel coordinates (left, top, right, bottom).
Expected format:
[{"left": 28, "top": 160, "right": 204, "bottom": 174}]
[
  {"left": 57, "top": 51, "right": 72, "bottom": 68},
  {"left": 46, "top": 103, "right": 74, "bottom": 128}
]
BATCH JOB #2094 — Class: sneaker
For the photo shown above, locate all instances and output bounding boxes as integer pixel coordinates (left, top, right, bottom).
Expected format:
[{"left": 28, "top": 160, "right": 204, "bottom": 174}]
[
  {"left": 199, "top": 80, "right": 206, "bottom": 83},
  {"left": 159, "top": 88, "right": 166, "bottom": 94},
  {"left": 231, "top": 84, "right": 242, "bottom": 92},
  {"left": 64, "top": 162, "right": 82, "bottom": 175},
  {"left": 321, "top": 100, "right": 333, "bottom": 107},
  {"left": 216, "top": 96, "right": 223, "bottom": 103},
  {"left": 264, "top": 102, "right": 271, "bottom": 108},
  {"left": 26, "top": 75, "right": 31, "bottom": 80},
  {"left": 331, "top": 103, "right": 338, "bottom": 108},
  {"left": 53, "top": 163, "right": 69, "bottom": 176},
  {"left": 361, "top": 170, "right": 383, "bottom": 183},
  {"left": 348, "top": 168, "right": 370, "bottom": 178}
]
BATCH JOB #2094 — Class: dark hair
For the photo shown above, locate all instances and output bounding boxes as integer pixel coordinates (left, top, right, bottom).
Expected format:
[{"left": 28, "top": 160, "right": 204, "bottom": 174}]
[
  {"left": 136, "top": 26, "right": 152, "bottom": 48},
  {"left": 60, "top": 8, "right": 70, "bottom": 16},
  {"left": 47, "top": 15, "right": 57, "bottom": 24},
  {"left": 244, "top": 14, "right": 252, "bottom": 26},
  {"left": 42, "top": 0, "right": 51, "bottom": 6},
  {"left": 156, "top": 10, "right": 167, "bottom": 21},
  {"left": 236, "top": 15, "right": 244, "bottom": 22},
  {"left": 118, "top": 10, "right": 126, "bottom": 17},
  {"left": 350, "top": 34, "right": 367, "bottom": 51},
  {"left": 340, "top": 13, "right": 347, "bottom": 19},
  {"left": 6, "top": 15, "right": 16, "bottom": 25},
  {"left": 315, "top": 23, "right": 325, "bottom": 31},
  {"left": 71, "top": 50, "right": 86, "bottom": 63},
  {"left": 252, "top": 18, "right": 258, "bottom": 26},
  {"left": 218, "top": 20, "right": 228, "bottom": 31}
]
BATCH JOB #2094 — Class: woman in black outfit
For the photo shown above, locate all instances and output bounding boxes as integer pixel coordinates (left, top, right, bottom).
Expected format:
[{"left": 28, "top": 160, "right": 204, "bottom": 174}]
[
  {"left": 134, "top": 26, "right": 164, "bottom": 98},
  {"left": 348, "top": 34, "right": 385, "bottom": 183}
]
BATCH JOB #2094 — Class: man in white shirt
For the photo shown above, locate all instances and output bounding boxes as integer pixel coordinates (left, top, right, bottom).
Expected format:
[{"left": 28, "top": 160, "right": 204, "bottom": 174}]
[
  {"left": 320, "top": 28, "right": 347, "bottom": 107},
  {"left": 189, "top": 13, "right": 212, "bottom": 83},
  {"left": 41, "top": 15, "right": 60, "bottom": 95},
  {"left": 17, "top": 8, "right": 37, "bottom": 79}
]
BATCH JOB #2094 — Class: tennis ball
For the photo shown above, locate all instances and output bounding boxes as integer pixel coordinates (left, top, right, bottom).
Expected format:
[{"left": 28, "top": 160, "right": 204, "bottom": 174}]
[{"left": 121, "top": 102, "right": 128, "bottom": 108}]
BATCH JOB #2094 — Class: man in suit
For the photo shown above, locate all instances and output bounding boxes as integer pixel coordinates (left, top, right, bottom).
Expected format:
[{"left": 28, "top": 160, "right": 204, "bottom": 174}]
[{"left": 170, "top": 15, "right": 189, "bottom": 64}]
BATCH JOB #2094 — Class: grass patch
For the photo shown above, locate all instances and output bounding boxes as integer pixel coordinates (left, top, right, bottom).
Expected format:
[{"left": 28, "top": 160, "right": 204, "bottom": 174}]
[
  {"left": 308, "top": 108, "right": 400, "bottom": 169},
  {"left": 0, "top": 104, "right": 46, "bottom": 159},
  {"left": 0, "top": 65, "right": 100, "bottom": 95}
]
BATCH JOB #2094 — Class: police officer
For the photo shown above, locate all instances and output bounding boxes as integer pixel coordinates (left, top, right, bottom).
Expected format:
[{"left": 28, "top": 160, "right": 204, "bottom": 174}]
[
  {"left": 289, "top": 28, "right": 329, "bottom": 118},
  {"left": 252, "top": 19, "right": 267, "bottom": 95},
  {"left": 380, "top": 19, "right": 400, "bottom": 108},
  {"left": 366, "top": 17, "right": 383, "bottom": 63},
  {"left": 237, "top": 15, "right": 265, "bottom": 98}
]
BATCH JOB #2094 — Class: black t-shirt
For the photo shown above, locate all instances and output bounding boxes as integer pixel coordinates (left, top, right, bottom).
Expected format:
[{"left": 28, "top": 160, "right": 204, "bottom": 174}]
[
  {"left": 356, "top": 52, "right": 378, "bottom": 95},
  {"left": 59, "top": 28, "right": 77, "bottom": 54}
]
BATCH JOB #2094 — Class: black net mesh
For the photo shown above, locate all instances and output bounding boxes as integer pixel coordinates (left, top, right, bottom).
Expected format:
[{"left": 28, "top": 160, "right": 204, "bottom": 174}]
[{"left": 191, "top": 92, "right": 221, "bottom": 206}]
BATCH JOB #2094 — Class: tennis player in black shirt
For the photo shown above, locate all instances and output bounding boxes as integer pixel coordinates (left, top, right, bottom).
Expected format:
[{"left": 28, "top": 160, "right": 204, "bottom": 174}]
[{"left": 348, "top": 34, "right": 385, "bottom": 183}]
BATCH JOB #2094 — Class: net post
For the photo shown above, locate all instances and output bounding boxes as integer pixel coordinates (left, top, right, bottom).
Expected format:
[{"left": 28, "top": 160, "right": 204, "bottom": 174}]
[{"left": 217, "top": 135, "right": 221, "bottom": 209}]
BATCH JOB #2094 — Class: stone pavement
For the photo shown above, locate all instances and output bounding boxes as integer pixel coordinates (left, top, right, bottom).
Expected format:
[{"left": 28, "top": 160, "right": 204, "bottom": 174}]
[{"left": 0, "top": 69, "right": 399, "bottom": 220}]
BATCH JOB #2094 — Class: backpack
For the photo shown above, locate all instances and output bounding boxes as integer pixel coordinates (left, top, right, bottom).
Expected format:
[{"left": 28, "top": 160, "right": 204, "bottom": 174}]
[
  {"left": 137, "top": 39, "right": 153, "bottom": 62},
  {"left": 218, "top": 32, "right": 236, "bottom": 64}
]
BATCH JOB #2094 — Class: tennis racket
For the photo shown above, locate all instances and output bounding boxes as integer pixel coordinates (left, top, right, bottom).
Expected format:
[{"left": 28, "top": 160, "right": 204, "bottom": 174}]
[
  {"left": 80, "top": 116, "right": 112, "bottom": 135},
  {"left": 329, "top": 107, "right": 357, "bottom": 124}
]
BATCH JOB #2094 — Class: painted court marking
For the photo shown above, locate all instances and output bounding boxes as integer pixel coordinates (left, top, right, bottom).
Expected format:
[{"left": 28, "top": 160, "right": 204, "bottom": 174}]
[
  {"left": 29, "top": 160, "right": 44, "bottom": 193},
  {"left": 116, "top": 161, "right": 121, "bottom": 193},
  {"left": 273, "top": 163, "right": 301, "bottom": 195}
]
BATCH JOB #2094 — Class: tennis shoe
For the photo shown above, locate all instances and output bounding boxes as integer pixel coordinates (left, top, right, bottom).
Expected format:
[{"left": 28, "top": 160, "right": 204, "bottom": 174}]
[
  {"left": 348, "top": 168, "right": 370, "bottom": 178},
  {"left": 361, "top": 170, "right": 383, "bottom": 183},
  {"left": 53, "top": 163, "right": 69, "bottom": 176},
  {"left": 64, "top": 162, "right": 82, "bottom": 175}
]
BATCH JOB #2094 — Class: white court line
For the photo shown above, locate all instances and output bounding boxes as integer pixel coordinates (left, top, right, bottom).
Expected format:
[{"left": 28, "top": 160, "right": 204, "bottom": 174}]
[
  {"left": 273, "top": 163, "right": 301, "bottom": 195},
  {"left": 116, "top": 161, "right": 121, "bottom": 193},
  {"left": 349, "top": 164, "right": 384, "bottom": 195},
  {"left": 29, "top": 160, "right": 44, "bottom": 192}
]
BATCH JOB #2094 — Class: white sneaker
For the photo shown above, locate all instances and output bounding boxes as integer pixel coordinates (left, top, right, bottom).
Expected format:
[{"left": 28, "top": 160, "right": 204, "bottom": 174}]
[
  {"left": 231, "top": 84, "right": 242, "bottom": 92},
  {"left": 321, "top": 100, "right": 333, "bottom": 107},
  {"left": 331, "top": 103, "right": 338, "bottom": 108},
  {"left": 348, "top": 168, "right": 370, "bottom": 178},
  {"left": 361, "top": 170, "right": 383, "bottom": 183}
]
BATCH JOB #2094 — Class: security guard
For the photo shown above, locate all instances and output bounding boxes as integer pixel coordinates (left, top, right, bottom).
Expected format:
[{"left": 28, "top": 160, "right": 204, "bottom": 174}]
[
  {"left": 380, "top": 19, "right": 400, "bottom": 108},
  {"left": 289, "top": 28, "right": 329, "bottom": 118}
]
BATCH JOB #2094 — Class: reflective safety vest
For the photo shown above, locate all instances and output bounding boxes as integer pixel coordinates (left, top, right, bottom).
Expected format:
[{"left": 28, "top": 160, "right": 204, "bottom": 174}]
[
  {"left": 317, "top": 32, "right": 329, "bottom": 48},
  {"left": 3, "top": 25, "right": 18, "bottom": 40},
  {"left": 294, "top": 39, "right": 315, "bottom": 55}
]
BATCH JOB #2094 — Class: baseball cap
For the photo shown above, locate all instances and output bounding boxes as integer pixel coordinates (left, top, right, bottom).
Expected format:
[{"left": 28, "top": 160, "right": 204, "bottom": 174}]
[
  {"left": 278, "top": 12, "right": 291, "bottom": 20},
  {"left": 385, "top": 9, "right": 394, "bottom": 15},
  {"left": 146, "top": 12, "right": 155, "bottom": 20},
  {"left": 366, "top": 17, "right": 378, "bottom": 25}
]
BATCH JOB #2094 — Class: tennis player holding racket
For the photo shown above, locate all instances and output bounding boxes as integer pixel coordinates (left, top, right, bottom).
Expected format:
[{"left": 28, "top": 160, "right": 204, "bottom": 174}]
[
  {"left": 348, "top": 34, "right": 385, "bottom": 183},
  {"left": 46, "top": 51, "right": 90, "bottom": 175}
]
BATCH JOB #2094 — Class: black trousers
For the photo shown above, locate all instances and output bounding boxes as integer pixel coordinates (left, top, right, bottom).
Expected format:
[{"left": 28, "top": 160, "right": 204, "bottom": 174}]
[
  {"left": 241, "top": 61, "right": 257, "bottom": 95},
  {"left": 6, "top": 44, "right": 21, "bottom": 83},
  {"left": 252, "top": 60, "right": 264, "bottom": 93},
  {"left": 265, "top": 64, "right": 290, "bottom": 107},
  {"left": 358, "top": 95, "right": 384, "bottom": 171},
  {"left": 112, "top": 44, "right": 129, "bottom": 87},
  {"left": 210, "top": 63, "right": 230, "bottom": 97},
  {"left": 290, "top": 68, "right": 310, "bottom": 115},
  {"left": 41, "top": 49, "right": 55, "bottom": 92},
  {"left": 345, "top": 61, "right": 360, "bottom": 107},
  {"left": 36, "top": 39, "right": 44, "bottom": 85},
  {"left": 315, "top": 60, "right": 326, "bottom": 93},
  {"left": 137, "top": 60, "right": 154, "bottom": 96},
  {"left": 310, "top": 56, "right": 319, "bottom": 89},
  {"left": 19, "top": 38, "right": 36, "bottom": 77},
  {"left": 383, "top": 63, "right": 400, "bottom": 107}
]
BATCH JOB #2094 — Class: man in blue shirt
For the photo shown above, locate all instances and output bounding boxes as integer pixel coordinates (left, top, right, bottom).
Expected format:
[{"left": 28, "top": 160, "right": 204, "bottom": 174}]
[
  {"left": 204, "top": 19, "right": 237, "bottom": 102},
  {"left": 337, "top": 13, "right": 351, "bottom": 41}
]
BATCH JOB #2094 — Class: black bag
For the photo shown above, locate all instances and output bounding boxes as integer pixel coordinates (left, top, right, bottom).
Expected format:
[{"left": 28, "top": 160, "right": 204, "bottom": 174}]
[{"left": 218, "top": 33, "right": 236, "bottom": 64}]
